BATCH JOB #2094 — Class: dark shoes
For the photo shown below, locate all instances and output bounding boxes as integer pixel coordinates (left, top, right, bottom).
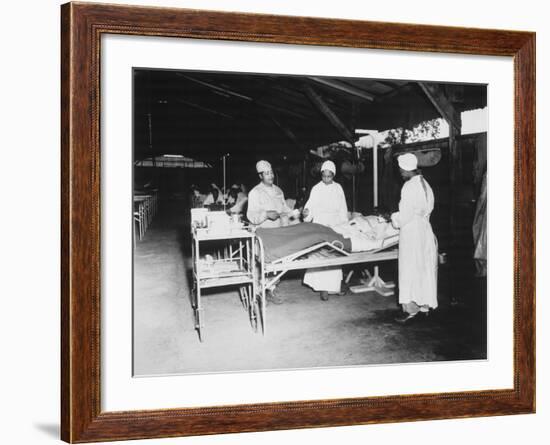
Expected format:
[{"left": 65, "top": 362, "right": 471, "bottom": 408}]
[
  {"left": 394, "top": 312, "right": 417, "bottom": 324},
  {"left": 394, "top": 311, "right": 429, "bottom": 324},
  {"left": 320, "top": 287, "right": 347, "bottom": 301},
  {"left": 266, "top": 289, "right": 284, "bottom": 305}
]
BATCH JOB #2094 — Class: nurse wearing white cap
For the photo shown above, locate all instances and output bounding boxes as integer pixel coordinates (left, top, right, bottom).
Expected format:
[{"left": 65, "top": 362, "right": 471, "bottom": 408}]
[
  {"left": 391, "top": 153, "right": 438, "bottom": 323},
  {"left": 247, "top": 160, "right": 295, "bottom": 231},
  {"left": 397, "top": 152, "right": 418, "bottom": 171},
  {"left": 247, "top": 159, "right": 298, "bottom": 304},
  {"left": 303, "top": 160, "right": 349, "bottom": 300}
]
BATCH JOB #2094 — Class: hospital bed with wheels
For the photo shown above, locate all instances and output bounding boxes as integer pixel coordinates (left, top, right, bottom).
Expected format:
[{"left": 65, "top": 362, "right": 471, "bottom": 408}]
[{"left": 251, "top": 222, "right": 399, "bottom": 335}]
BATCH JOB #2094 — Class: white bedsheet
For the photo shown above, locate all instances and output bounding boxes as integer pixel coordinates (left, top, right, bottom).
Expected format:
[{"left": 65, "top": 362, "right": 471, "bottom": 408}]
[{"left": 332, "top": 215, "right": 399, "bottom": 252}]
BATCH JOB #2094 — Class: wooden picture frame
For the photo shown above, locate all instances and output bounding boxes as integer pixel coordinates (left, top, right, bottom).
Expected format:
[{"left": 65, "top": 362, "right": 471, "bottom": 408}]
[{"left": 61, "top": 1, "right": 535, "bottom": 442}]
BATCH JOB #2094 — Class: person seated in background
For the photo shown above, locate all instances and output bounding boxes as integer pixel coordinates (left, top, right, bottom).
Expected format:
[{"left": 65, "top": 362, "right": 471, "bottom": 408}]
[
  {"left": 203, "top": 183, "right": 224, "bottom": 207},
  {"left": 190, "top": 185, "right": 206, "bottom": 208},
  {"left": 228, "top": 184, "right": 248, "bottom": 214},
  {"left": 226, "top": 184, "right": 239, "bottom": 206}
]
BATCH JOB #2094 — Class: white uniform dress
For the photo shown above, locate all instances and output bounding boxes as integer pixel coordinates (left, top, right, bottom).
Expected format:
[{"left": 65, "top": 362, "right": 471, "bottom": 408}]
[
  {"left": 303, "top": 181, "right": 348, "bottom": 293},
  {"left": 247, "top": 182, "right": 292, "bottom": 228},
  {"left": 391, "top": 175, "right": 438, "bottom": 309}
]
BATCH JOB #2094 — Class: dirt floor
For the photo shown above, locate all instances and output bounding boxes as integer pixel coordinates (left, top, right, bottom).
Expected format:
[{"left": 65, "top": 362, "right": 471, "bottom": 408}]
[{"left": 133, "top": 199, "right": 487, "bottom": 376}]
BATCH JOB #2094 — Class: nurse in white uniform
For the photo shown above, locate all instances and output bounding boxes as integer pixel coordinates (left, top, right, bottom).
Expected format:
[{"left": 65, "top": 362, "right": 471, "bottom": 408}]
[
  {"left": 391, "top": 153, "right": 438, "bottom": 323},
  {"left": 247, "top": 160, "right": 297, "bottom": 304},
  {"left": 247, "top": 160, "right": 295, "bottom": 229},
  {"left": 302, "top": 160, "right": 349, "bottom": 300}
]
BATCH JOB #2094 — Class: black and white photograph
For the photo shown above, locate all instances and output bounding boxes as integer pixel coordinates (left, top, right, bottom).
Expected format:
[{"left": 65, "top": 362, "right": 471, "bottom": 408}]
[
  {"left": 132, "top": 68, "right": 488, "bottom": 376},
  {"left": 3, "top": 0, "right": 546, "bottom": 443}
]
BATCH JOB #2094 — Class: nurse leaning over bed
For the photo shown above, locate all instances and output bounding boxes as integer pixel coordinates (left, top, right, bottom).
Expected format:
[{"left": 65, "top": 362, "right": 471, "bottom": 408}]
[{"left": 302, "top": 160, "right": 349, "bottom": 301}]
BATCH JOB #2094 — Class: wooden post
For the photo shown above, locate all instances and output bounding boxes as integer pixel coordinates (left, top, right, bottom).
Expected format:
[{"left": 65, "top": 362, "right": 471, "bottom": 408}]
[
  {"left": 418, "top": 82, "right": 461, "bottom": 132},
  {"left": 418, "top": 82, "right": 462, "bottom": 303},
  {"left": 448, "top": 124, "right": 459, "bottom": 237},
  {"left": 373, "top": 140, "right": 378, "bottom": 208},
  {"left": 448, "top": 123, "right": 462, "bottom": 304},
  {"left": 350, "top": 101, "right": 359, "bottom": 213}
]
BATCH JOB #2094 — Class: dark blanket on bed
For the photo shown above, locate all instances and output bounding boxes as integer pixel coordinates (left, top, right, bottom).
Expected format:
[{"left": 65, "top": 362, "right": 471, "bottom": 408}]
[{"left": 256, "top": 222, "right": 352, "bottom": 263}]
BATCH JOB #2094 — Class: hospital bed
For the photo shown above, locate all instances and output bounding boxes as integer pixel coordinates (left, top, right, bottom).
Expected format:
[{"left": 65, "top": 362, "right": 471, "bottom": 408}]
[{"left": 250, "top": 223, "right": 399, "bottom": 334}]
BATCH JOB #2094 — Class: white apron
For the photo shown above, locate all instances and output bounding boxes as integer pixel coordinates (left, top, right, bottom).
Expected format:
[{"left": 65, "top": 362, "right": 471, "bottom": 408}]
[
  {"left": 303, "top": 181, "right": 348, "bottom": 293},
  {"left": 391, "top": 175, "right": 438, "bottom": 309}
]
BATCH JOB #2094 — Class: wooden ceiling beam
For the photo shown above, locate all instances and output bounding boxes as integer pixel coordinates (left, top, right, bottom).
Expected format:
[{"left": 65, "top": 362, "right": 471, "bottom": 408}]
[
  {"left": 254, "top": 100, "right": 309, "bottom": 120},
  {"left": 302, "top": 83, "right": 356, "bottom": 144},
  {"left": 175, "top": 99, "right": 235, "bottom": 119},
  {"left": 418, "top": 82, "right": 462, "bottom": 132},
  {"left": 269, "top": 116, "right": 306, "bottom": 151},
  {"left": 374, "top": 82, "right": 414, "bottom": 103},
  {"left": 181, "top": 75, "right": 254, "bottom": 101},
  {"left": 308, "top": 77, "right": 375, "bottom": 101},
  {"left": 182, "top": 75, "right": 312, "bottom": 120}
]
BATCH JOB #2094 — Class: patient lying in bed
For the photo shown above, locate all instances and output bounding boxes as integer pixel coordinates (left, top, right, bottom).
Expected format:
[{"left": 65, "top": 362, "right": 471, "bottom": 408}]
[
  {"left": 255, "top": 215, "right": 398, "bottom": 262},
  {"left": 332, "top": 215, "right": 399, "bottom": 252}
]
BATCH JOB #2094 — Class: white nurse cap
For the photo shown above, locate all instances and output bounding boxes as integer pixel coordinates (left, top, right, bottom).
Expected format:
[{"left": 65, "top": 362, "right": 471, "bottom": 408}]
[{"left": 397, "top": 153, "right": 418, "bottom": 171}]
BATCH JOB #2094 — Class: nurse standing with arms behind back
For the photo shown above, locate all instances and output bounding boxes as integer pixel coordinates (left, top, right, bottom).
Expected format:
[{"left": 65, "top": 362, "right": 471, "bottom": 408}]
[
  {"left": 391, "top": 153, "right": 438, "bottom": 323},
  {"left": 302, "top": 160, "right": 349, "bottom": 301}
]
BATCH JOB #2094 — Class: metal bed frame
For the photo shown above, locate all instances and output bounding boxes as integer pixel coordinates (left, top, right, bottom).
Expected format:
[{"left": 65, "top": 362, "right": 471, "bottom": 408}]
[{"left": 252, "top": 234, "right": 399, "bottom": 335}]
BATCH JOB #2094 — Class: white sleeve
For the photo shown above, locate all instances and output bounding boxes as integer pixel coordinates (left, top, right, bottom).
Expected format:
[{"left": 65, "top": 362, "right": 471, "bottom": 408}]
[
  {"left": 392, "top": 183, "right": 416, "bottom": 229},
  {"left": 338, "top": 184, "right": 349, "bottom": 224},
  {"left": 246, "top": 189, "right": 267, "bottom": 225},
  {"left": 303, "top": 185, "right": 318, "bottom": 222},
  {"left": 230, "top": 196, "right": 248, "bottom": 214},
  {"left": 203, "top": 194, "right": 213, "bottom": 206},
  {"left": 276, "top": 186, "right": 292, "bottom": 214}
]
